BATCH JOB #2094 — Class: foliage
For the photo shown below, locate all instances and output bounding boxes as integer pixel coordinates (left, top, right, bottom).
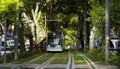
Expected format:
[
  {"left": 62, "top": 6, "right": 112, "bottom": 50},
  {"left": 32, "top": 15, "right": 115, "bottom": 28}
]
[
  {"left": 0, "top": 57, "right": 3, "bottom": 63},
  {"left": 19, "top": 51, "right": 30, "bottom": 58},
  {"left": 18, "top": 49, "right": 42, "bottom": 58},
  {"left": 6, "top": 53, "right": 14, "bottom": 62},
  {"left": 87, "top": 0, "right": 105, "bottom": 37},
  {"left": 0, "top": 0, "right": 23, "bottom": 23},
  {"left": 110, "top": 0, "right": 120, "bottom": 35},
  {"left": 88, "top": 0, "right": 120, "bottom": 37},
  {"left": 87, "top": 49, "right": 107, "bottom": 64},
  {"left": 97, "top": 50, "right": 105, "bottom": 60},
  {"left": 88, "top": 49, "right": 120, "bottom": 65},
  {"left": 0, "top": 53, "right": 14, "bottom": 63},
  {"left": 88, "top": 49, "right": 100, "bottom": 55},
  {"left": 88, "top": 49, "right": 105, "bottom": 60},
  {"left": 108, "top": 56, "right": 120, "bottom": 66}
]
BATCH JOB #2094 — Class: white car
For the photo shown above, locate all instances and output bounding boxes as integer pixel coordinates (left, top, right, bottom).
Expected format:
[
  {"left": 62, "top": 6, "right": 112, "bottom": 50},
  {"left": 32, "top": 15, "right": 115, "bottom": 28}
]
[
  {"left": 110, "top": 37, "right": 120, "bottom": 55},
  {"left": 0, "top": 46, "right": 4, "bottom": 50},
  {"left": 0, "top": 47, "right": 14, "bottom": 56}
]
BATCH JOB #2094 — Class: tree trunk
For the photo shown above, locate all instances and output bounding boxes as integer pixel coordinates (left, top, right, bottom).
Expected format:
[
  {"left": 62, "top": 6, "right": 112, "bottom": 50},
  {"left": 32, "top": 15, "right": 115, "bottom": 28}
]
[
  {"left": 19, "top": 22, "right": 26, "bottom": 52},
  {"left": 86, "top": 21, "right": 90, "bottom": 49},
  {"left": 29, "top": 35, "right": 34, "bottom": 51},
  {"left": 78, "top": 14, "right": 84, "bottom": 49}
]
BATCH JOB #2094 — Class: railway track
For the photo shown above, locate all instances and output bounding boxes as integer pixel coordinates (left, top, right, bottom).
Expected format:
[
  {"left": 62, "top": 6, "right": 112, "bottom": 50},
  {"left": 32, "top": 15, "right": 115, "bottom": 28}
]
[
  {"left": 35, "top": 53, "right": 58, "bottom": 69},
  {"left": 12, "top": 51, "right": 102, "bottom": 69},
  {"left": 3, "top": 50, "right": 118, "bottom": 69},
  {"left": 70, "top": 51, "right": 97, "bottom": 69},
  {"left": 14, "top": 53, "right": 48, "bottom": 69},
  {"left": 81, "top": 54, "right": 97, "bottom": 69},
  {"left": 13, "top": 51, "right": 97, "bottom": 69}
]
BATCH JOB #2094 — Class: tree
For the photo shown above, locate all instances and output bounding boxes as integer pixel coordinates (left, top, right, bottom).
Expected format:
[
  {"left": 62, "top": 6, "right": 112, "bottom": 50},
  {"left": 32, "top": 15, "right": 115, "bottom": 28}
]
[
  {"left": 87, "top": 0, "right": 105, "bottom": 38},
  {"left": 22, "top": 0, "right": 47, "bottom": 49},
  {"left": 44, "top": 0, "right": 91, "bottom": 50},
  {"left": 110, "top": 0, "right": 120, "bottom": 36},
  {"left": 0, "top": 0, "right": 23, "bottom": 22}
]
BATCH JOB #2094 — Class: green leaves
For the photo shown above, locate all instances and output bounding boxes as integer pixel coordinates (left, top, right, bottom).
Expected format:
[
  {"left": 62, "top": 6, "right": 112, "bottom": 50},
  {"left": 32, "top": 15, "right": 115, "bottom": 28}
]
[
  {"left": 87, "top": 0, "right": 105, "bottom": 37},
  {"left": 0, "top": 0, "right": 23, "bottom": 22},
  {"left": 110, "top": 0, "right": 120, "bottom": 33}
]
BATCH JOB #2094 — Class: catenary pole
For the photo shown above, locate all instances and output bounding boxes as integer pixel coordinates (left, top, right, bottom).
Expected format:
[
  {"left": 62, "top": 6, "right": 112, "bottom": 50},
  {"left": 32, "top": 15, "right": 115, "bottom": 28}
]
[
  {"left": 83, "top": 0, "right": 86, "bottom": 53},
  {"left": 14, "top": 0, "right": 19, "bottom": 60},
  {"left": 105, "top": 0, "right": 110, "bottom": 62},
  {"left": 4, "top": 18, "right": 7, "bottom": 64}
]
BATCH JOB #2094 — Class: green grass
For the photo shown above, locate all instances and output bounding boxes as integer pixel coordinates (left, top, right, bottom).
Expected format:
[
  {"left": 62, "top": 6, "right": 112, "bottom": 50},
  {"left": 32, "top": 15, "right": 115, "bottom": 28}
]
[
  {"left": 19, "top": 67, "right": 35, "bottom": 69},
  {"left": 85, "top": 54, "right": 107, "bottom": 65},
  {"left": 11, "top": 53, "right": 44, "bottom": 64},
  {"left": 31, "top": 53, "right": 54, "bottom": 64},
  {"left": 44, "top": 68, "right": 66, "bottom": 69},
  {"left": 73, "top": 52, "right": 87, "bottom": 64},
  {"left": 0, "top": 67, "right": 11, "bottom": 69},
  {"left": 50, "top": 53, "right": 68, "bottom": 64}
]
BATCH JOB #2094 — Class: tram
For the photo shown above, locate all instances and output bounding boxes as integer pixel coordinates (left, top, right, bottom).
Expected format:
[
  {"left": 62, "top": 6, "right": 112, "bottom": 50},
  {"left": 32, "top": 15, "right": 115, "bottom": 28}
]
[{"left": 46, "top": 32, "right": 63, "bottom": 52}]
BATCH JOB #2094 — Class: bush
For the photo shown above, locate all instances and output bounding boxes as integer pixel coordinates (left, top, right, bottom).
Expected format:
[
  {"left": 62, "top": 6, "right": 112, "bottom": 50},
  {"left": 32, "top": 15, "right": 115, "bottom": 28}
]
[
  {"left": 88, "top": 49, "right": 105, "bottom": 61},
  {"left": 19, "top": 49, "right": 42, "bottom": 58},
  {"left": 0, "top": 57, "right": 3, "bottom": 63},
  {"left": 0, "top": 53, "right": 14, "bottom": 63},
  {"left": 97, "top": 50, "right": 105, "bottom": 60},
  {"left": 108, "top": 56, "right": 120, "bottom": 66},
  {"left": 6, "top": 53, "right": 14, "bottom": 62},
  {"left": 19, "top": 51, "right": 30, "bottom": 58},
  {"left": 88, "top": 49, "right": 100, "bottom": 55}
]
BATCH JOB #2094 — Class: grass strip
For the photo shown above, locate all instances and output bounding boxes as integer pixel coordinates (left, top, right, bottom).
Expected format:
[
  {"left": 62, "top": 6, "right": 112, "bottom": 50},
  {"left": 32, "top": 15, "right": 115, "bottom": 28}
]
[
  {"left": 85, "top": 54, "right": 107, "bottom": 65},
  {"left": 73, "top": 52, "right": 87, "bottom": 64},
  {"left": 44, "top": 68, "right": 66, "bottom": 69},
  {"left": 50, "top": 53, "right": 68, "bottom": 64},
  {"left": 11, "top": 53, "right": 44, "bottom": 64},
  {"left": 32, "top": 53, "right": 54, "bottom": 64},
  {"left": 0, "top": 67, "right": 11, "bottom": 69}
]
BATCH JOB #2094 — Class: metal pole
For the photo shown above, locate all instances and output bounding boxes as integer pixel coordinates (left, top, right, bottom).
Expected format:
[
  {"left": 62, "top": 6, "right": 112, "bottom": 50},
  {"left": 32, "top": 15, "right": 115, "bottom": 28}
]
[
  {"left": 105, "top": 0, "right": 110, "bottom": 62},
  {"left": 14, "top": 26, "right": 18, "bottom": 60},
  {"left": 14, "top": 1, "right": 19, "bottom": 60},
  {"left": 45, "top": 13, "right": 48, "bottom": 52},
  {"left": 83, "top": 0, "right": 86, "bottom": 53},
  {"left": 45, "top": 13, "right": 47, "bottom": 38},
  {"left": 4, "top": 18, "right": 7, "bottom": 64}
]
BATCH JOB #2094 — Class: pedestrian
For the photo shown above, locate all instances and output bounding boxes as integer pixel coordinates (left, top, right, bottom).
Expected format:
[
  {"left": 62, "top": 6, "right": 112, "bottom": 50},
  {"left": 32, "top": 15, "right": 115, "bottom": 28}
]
[{"left": 93, "top": 38, "right": 98, "bottom": 49}]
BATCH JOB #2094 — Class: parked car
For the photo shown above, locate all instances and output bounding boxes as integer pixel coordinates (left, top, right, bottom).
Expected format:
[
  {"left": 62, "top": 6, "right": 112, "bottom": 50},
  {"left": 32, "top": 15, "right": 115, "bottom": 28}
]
[
  {"left": 0, "top": 46, "right": 4, "bottom": 50},
  {"left": 6, "top": 39, "right": 14, "bottom": 47},
  {"left": 0, "top": 47, "right": 14, "bottom": 56},
  {"left": 110, "top": 37, "right": 120, "bottom": 55}
]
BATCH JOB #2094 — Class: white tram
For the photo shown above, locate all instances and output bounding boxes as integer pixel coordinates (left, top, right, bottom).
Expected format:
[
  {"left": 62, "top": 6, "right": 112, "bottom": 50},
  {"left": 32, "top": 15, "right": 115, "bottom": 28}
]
[{"left": 46, "top": 32, "right": 63, "bottom": 52}]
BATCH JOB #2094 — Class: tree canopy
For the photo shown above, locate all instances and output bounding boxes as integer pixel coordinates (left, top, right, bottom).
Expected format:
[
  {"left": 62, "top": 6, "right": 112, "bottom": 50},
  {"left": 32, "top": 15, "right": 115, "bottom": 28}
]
[{"left": 0, "top": 0, "right": 120, "bottom": 50}]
